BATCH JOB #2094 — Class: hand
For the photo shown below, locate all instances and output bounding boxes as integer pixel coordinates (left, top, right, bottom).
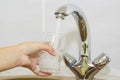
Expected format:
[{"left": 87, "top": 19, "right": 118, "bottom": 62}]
[{"left": 17, "top": 42, "right": 56, "bottom": 76}]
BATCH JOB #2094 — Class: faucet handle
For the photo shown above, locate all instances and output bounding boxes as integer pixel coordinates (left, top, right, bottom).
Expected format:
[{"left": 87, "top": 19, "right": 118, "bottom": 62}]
[
  {"left": 93, "top": 53, "right": 110, "bottom": 70},
  {"left": 63, "top": 53, "right": 77, "bottom": 68}
]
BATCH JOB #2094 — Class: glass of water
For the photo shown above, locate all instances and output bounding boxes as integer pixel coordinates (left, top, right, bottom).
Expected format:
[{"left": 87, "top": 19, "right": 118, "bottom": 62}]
[{"left": 39, "top": 32, "right": 66, "bottom": 74}]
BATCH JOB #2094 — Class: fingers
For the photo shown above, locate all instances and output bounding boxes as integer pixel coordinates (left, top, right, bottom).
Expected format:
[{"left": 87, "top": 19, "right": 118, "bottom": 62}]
[
  {"left": 40, "top": 42, "right": 56, "bottom": 56},
  {"left": 33, "top": 69, "right": 52, "bottom": 76},
  {"left": 30, "top": 65, "right": 52, "bottom": 76},
  {"left": 27, "top": 55, "right": 52, "bottom": 76},
  {"left": 18, "top": 41, "right": 56, "bottom": 56}
]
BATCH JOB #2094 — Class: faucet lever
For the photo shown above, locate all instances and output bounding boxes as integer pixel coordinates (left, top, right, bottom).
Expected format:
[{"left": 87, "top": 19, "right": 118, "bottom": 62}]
[
  {"left": 64, "top": 53, "right": 77, "bottom": 68},
  {"left": 93, "top": 53, "right": 110, "bottom": 70}
]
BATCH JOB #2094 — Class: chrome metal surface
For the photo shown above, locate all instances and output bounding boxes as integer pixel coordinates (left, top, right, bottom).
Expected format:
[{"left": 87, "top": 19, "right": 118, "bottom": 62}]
[{"left": 55, "top": 4, "right": 110, "bottom": 80}]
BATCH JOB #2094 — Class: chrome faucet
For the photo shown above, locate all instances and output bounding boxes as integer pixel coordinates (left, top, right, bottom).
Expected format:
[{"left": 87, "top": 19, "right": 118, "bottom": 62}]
[{"left": 55, "top": 4, "right": 110, "bottom": 80}]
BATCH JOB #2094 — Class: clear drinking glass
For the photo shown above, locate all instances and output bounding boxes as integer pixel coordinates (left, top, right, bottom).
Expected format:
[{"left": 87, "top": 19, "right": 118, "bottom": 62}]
[{"left": 39, "top": 32, "right": 65, "bottom": 74}]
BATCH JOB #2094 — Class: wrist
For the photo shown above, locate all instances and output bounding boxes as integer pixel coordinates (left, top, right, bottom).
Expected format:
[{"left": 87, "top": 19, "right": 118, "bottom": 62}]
[{"left": 0, "top": 45, "right": 24, "bottom": 71}]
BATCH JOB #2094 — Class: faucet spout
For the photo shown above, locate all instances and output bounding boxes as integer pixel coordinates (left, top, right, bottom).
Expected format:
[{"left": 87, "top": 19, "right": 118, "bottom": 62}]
[
  {"left": 55, "top": 4, "right": 90, "bottom": 60},
  {"left": 55, "top": 4, "right": 110, "bottom": 80}
]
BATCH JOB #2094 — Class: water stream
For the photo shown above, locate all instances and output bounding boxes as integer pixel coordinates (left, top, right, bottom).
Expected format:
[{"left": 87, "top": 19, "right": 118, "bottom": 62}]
[{"left": 51, "top": 18, "right": 62, "bottom": 45}]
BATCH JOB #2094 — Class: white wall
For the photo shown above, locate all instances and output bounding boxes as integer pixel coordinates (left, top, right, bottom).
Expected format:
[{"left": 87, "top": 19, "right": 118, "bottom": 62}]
[{"left": 0, "top": 0, "right": 120, "bottom": 75}]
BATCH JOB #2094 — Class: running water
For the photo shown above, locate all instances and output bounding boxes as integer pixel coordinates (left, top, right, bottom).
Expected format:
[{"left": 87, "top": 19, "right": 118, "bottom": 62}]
[
  {"left": 51, "top": 18, "right": 62, "bottom": 48},
  {"left": 41, "top": 0, "right": 62, "bottom": 47},
  {"left": 56, "top": 18, "right": 62, "bottom": 34}
]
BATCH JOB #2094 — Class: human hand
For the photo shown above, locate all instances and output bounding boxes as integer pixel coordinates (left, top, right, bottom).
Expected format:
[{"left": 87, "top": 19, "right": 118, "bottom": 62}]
[{"left": 17, "top": 42, "right": 56, "bottom": 76}]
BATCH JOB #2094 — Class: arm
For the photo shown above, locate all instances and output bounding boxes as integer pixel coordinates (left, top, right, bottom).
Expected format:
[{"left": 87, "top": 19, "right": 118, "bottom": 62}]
[{"left": 0, "top": 46, "right": 21, "bottom": 71}]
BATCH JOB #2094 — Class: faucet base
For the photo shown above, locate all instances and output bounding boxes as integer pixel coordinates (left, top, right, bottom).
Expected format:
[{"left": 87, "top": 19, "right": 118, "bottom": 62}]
[
  {"left": 76, "top": 78, "right": 94, "bottom": 80},
  {"left": 76, "top": 78, "right": 103, "bottom": 80},
  {"left": 76, "top": 77, "right": 93, "bottom": 80}
]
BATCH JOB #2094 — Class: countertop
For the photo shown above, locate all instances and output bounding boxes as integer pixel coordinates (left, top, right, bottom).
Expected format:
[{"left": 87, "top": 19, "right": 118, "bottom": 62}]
[{"left": 0, "top": 66, "right": 120, "bottom": 80}]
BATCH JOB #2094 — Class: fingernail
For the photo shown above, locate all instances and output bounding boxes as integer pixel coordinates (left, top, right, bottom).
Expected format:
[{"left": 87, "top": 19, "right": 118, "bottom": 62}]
[{"left": 52, "top": 50, "right": 56, "bottom": 56}]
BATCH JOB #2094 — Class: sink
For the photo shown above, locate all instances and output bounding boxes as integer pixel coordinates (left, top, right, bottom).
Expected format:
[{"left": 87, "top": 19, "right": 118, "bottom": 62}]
[
  {"left": 0, "top": 67, "right": 120, "bottom": 80},
  {"left": 0, "top": 74, "right": 120, "bottom": 80},
  {"left": 0, "top": 75, "right": 76, "bottom": 80}
]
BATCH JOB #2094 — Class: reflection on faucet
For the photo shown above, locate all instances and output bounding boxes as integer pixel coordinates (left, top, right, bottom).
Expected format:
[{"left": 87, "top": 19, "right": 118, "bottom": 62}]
[{"left": 55, "top": 4, "right": 110, "bottom": 80}]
